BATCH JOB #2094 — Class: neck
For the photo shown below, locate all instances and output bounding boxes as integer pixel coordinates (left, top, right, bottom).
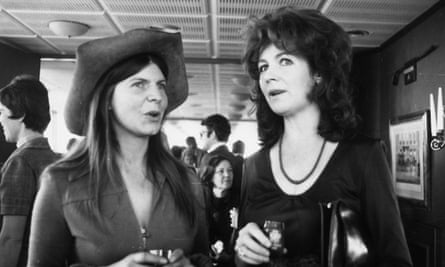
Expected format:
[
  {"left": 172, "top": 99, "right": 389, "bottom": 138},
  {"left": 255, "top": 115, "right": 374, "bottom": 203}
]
[
  {"left": 282, "top": 105, "right": 320, "bottom": 144},
  {"left": 116, "top": 135, "right": 149, "bottom": 167},
  {"left": 212, "top": 187, "right": 228, "bottom": 198}
]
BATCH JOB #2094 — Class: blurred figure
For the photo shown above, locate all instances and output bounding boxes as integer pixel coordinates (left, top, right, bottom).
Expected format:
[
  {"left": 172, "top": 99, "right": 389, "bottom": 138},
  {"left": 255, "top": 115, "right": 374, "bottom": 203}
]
[
  {"left": 182, "top": 147, "right": 197, "bottom": 171},
  {"left": 198, "top": 114, "right": 243, "bottom": 202},
  {"left": 234, "top": 6, "right": 411, "bottom": 267},
  {"left": 231, "top": 140, "right": 245, "bottom": 158},
  {"left": 171, "top": 145, "right": 185, "bottom": 160},
  {"left": 0, "top": 75, "right": 60, "bottom": 267},
  {"left": 182, "top": 136, "right": 206, "bottom": 168},
  {"left": 202, "top": 155, "right": 238, "bottom": 267},
  {"left": 28, "top": 28, "right": 210, "bottom": 267}
]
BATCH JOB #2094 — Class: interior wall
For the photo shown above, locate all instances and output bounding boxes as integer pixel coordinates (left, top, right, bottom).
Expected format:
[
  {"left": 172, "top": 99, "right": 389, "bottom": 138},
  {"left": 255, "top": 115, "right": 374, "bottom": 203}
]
[
  {"left": 0, "top": 42, "right": 41, "bottom": 166},
  {"left": 352, "top": 3, "right": 445, "bottom": 266},
  {"left": 379, "top": 4, "right": 445, "bottom": 223},
  {"left": 351, "top": 48, "right": 382, "bottom": 140}
]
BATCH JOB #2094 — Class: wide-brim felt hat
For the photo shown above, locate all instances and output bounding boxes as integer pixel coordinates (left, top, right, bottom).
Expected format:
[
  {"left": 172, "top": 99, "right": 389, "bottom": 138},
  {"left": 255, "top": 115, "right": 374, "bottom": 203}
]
[{"left": 65, "top": 27, "right": 188, "bottom": 135}]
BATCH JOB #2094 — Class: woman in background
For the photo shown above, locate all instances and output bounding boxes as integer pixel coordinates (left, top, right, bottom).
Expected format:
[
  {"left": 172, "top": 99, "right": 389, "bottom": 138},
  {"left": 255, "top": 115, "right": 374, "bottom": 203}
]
[
  {"left": 28, "top": 28, "right": 210, "bottom": 267},
  {"left": 234, "top": 6, "right": 412, "bottom": 267},
  {"left": 202, "top": 155, "right": 239, "bottom": 267}
]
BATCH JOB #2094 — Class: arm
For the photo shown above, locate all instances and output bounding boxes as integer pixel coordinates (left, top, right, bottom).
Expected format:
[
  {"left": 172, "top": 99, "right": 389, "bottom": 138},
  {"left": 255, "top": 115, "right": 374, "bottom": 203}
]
[
  {"left": 189, "top": 173, "right": 212, "bottom": 267},
  {"left": 27, "top": 172, "right": 73, "bottom": 267},
  {"left": 362, "top": 142, "right": 412, "bottom": 267},
  {"left": 0, "top": 215, "right": 27, "bottom": 267},
  {"left": 234, "top": 157, "right": 271, "bottom": 267}
]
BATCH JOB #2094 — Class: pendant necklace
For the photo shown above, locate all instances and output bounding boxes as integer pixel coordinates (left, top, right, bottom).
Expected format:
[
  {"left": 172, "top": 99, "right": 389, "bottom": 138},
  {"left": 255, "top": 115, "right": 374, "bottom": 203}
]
[{"left": 279, "top": 137, "right": 327, "bottom": 185}]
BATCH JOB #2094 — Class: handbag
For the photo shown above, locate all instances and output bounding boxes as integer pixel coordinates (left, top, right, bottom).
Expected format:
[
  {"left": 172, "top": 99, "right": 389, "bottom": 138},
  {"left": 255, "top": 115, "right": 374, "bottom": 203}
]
[{"left": 319, "top": 200, "right": 370, "bottom": 267}]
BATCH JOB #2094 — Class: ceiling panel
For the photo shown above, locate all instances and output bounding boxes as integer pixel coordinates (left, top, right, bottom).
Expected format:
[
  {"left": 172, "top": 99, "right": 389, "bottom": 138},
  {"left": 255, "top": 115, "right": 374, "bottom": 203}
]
[{"left": 0, "top": 0, "right": 440, "bottom": 122}]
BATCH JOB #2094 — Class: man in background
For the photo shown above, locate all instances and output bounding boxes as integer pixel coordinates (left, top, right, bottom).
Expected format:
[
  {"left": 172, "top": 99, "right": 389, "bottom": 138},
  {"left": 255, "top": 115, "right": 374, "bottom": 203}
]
[
  {"left": 0, "top": 75, "right": 60, "bottom": 267},
  {"left": 198, "top": 114, "right": 243, "bottom": 201}
]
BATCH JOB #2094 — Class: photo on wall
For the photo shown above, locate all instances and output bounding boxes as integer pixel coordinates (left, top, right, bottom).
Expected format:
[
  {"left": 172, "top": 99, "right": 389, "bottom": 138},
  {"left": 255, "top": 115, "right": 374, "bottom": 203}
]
[{"left": 389, "top": 110, "right": 431, "bottom": 208}]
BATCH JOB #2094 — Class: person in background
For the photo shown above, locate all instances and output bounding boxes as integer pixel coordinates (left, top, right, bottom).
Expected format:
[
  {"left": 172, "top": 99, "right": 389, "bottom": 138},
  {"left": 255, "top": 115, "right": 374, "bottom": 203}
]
[
  {"left": 231, "top": 140, "right": 245, "bottom": 159},
  {"left": 234, "top": 6, "right": 412, "bottom": 267},
  {"left": 198, "top": 114, "right": 243, "bottom": 202},
  {"left": 202, "top": 155, "right": 238, "bottom": 267},
  {"left": 0, "top": 75, "right": 60, "bottom": 267},
  {"left": 182, "top": 148, "right": 198, "bottom": 172},
  {"left": 182, "top": 136, "right": 206, "bottom": 169},
  {"left": 28, "top": 28, "right": 210, "bottom": 267},
  {"left": 171, "top": 145, "right": 186, "bottom": 161}
]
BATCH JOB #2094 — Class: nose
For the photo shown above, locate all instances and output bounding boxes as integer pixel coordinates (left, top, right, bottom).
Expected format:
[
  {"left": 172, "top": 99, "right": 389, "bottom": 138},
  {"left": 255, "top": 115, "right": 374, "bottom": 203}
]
[
  {"left": 145, "top": 87, "right": 163, "bottom": 103},
  {"left": 261, "top": 65, "right": 278, "bottom": 84}
]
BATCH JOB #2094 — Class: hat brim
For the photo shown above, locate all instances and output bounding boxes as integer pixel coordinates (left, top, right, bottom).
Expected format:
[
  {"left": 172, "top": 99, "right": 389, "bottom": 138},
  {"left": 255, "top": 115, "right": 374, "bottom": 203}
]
[{"left": 65, "top": 28, "right": 188, "bottom": 135}]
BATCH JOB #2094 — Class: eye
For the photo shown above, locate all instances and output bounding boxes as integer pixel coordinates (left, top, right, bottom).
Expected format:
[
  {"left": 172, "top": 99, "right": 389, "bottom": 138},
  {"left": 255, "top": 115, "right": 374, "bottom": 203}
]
[
  {"left": 279, "top": 57, "right": 293, "bottom": 66},
  {"left": 158, "top": 81, "right": 167, "bottom": 90},
  {"left": 131, "top": 80, "right": 146, "bottom": 89},
  {"left": 258, "top": 63, "right": 268, "bottom": 73}
]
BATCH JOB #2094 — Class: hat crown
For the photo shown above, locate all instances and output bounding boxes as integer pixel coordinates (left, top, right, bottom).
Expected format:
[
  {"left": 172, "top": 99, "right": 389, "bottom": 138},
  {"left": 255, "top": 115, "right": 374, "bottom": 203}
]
[{"left": 65, "top": 28, "right": 188, "bottom": 135}]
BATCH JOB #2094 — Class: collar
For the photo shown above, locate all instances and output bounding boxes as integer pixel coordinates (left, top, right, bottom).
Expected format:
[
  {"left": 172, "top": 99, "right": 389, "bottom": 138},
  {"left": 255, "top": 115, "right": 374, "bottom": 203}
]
[
  {"left": 16, "top": 134, "right": 44, "bottom": 148},
  {"left": 208, "top": 142, "right": 226, "bottom": 153}
]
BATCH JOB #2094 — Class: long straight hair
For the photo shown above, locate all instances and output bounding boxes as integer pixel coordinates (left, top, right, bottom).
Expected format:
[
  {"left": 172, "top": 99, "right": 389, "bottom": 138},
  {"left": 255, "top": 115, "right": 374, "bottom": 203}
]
[{"left": 50, "top": 53, "right": 196, "bottom": 226}]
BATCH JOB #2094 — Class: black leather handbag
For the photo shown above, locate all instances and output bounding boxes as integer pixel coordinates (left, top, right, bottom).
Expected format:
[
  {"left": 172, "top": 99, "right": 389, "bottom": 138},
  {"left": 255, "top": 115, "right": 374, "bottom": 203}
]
[{"left": 319, "top": 200, "right": 370, "bottom": 267}]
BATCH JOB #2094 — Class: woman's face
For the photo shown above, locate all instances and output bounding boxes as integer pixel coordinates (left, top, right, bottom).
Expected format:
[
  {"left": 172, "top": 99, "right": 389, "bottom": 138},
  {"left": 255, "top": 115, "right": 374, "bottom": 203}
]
[
  {"left": 212, "top": 159, "right": 233, "bottom": 190},
  {"left": 258, "top": 44, "right": 316, "bottom": 117},
  {"left": 111, "top": 62, "right": 168, "bottom": 138}
]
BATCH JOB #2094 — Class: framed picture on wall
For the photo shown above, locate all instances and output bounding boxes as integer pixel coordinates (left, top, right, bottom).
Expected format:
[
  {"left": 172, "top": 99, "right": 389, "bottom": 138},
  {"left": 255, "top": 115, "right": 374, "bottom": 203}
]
[{"left": 389, "top": 110, "right": 431, "bottom": 208}]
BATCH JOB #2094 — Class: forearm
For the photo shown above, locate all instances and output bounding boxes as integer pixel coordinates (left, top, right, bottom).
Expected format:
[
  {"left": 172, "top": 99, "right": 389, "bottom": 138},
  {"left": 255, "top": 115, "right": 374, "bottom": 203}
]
[{"left": 0, "top": 235, "right": 22, "bottom": 267}]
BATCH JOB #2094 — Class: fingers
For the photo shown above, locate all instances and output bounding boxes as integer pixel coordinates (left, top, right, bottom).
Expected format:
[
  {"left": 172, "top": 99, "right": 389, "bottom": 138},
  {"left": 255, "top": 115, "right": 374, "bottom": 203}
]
[
  {"left": 132, "top": 251, "right": 168, "bottom": 266},
  {"left": 167, "top": 248, "right": 183, "bottom": 263},
  {"left": 238, "top": 222, "right": 271, "bottom": 249},
  {"left": 235, "top": 222, "right": 271, "bottom": 264},
  {"left": 164, "top": 249, "right": 194, "bottom": 267}
]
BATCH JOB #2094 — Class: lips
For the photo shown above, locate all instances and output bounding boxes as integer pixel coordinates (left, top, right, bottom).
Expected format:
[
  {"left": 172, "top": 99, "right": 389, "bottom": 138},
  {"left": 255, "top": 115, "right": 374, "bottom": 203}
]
[
  {"left": 146, "top": 110, "right": 160, "bottom": 117},
  {"left": 143, "top": 110, "right": 162, "bottom": 121},
  {"left": 268, "top": 89, "right": 286, "bottom": 97}
]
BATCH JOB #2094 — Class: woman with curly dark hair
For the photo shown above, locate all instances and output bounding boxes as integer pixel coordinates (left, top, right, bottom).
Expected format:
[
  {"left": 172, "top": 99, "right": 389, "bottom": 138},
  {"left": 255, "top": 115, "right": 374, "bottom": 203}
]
[{"left": 234, "top": 6, "right": 412, "bottom": 267}]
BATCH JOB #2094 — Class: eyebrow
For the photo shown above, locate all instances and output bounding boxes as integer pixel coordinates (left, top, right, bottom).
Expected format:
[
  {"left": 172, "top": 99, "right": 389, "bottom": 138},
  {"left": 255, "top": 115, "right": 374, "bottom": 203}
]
[
  {"left": 128, "top": 77, "right": 166, "bottom": 84},
  {"left": 258, "top": 51, "right": 289, "bottom": 64}
]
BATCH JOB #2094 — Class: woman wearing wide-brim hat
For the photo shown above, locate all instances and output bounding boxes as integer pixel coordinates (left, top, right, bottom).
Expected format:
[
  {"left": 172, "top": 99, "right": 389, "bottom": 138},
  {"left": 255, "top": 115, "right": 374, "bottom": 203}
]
[{"left": 27, "top": 28, "right": 211, "bottom": 267}]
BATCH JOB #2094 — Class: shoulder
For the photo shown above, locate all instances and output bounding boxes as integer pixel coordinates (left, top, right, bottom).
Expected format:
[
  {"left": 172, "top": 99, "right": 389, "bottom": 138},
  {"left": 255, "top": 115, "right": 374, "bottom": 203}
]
[
  {"left": 340, "top": 134, "right": 385, "bottom": 157},
  {"left": 245, "top": 148, "right": 268, "bottom": 168},
  {"left": 1, "top": 151, "right": 35, "bottom": 177},
  {"left": 40, "top": 162, "right": 91, "bottom": 202}
]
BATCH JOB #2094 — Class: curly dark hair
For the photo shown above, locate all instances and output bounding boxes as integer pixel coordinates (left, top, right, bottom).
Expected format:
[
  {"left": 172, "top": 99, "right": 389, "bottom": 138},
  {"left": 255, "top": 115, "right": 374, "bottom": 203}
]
[{"left": 242, "top": 7, "right": 358, "bottom": 148}]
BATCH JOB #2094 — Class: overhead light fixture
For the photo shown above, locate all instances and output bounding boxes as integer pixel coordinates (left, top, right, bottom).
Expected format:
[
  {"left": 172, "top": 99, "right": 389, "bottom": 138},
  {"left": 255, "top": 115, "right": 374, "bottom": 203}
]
[
  {"left": 49, "top": 20, "right": 90, "bottom": 37},
  {"left": 346, "top": 30, "right": 370, "bottom": 37},
  {"left": 149, "top": 24, "right": 181, "bottom": 33}
]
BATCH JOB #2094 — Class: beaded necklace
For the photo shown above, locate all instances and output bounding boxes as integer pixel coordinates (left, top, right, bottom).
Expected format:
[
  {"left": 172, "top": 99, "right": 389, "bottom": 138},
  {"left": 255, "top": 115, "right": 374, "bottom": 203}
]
[{"left": 279, "top": 138, "right": 327, "bottom": 185}]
